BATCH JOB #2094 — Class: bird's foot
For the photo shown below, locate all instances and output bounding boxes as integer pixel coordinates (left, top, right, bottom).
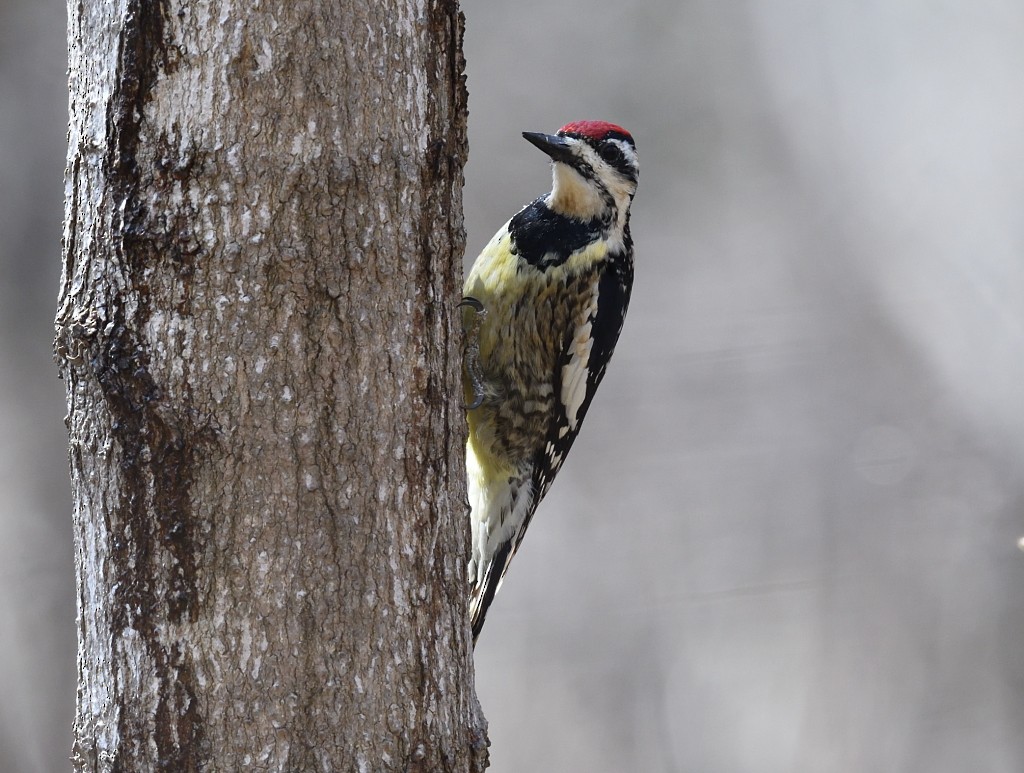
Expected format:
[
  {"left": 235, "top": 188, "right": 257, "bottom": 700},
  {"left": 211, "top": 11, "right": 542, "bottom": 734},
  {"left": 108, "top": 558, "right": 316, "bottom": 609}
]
[{"left": 459, "top": 296, "right": 487, "bottom": 410}]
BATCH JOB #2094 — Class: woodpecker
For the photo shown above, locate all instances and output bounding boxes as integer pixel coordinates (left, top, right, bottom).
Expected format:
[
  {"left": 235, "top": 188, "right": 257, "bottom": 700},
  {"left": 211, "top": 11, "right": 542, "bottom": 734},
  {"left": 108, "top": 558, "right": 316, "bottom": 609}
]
[{"left": 463, "top": 120, "right": 638, "bottom": 643}]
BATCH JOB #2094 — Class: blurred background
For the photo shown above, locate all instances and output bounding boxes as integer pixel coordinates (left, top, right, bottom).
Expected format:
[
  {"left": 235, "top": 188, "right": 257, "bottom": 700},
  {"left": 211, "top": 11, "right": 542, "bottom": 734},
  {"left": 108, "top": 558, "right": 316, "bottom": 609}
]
[{"left": 2, "top": 1, "right": 1023, "bottom": 771}]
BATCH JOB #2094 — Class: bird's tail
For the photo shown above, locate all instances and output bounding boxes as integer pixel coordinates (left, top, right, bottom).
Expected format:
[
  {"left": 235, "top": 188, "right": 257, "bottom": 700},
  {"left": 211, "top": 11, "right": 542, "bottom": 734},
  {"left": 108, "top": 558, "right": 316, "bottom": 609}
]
[{"left": 469, "top": 540, "right": 514, "bottom": 646}]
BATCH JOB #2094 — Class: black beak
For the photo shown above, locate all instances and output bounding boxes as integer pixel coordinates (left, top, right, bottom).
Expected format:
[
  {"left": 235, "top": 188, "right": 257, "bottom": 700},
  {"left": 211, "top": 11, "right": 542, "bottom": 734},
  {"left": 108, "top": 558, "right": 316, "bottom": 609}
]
[{"left": 522, "top": 131, "right": 575, "bottom": 164}]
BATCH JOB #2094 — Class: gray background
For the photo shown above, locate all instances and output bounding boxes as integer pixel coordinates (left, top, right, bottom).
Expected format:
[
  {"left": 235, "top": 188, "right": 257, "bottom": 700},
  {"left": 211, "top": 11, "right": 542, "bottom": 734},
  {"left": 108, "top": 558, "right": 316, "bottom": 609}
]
[{"left": 2, "top": 2, "right": 1023, "bottom": 771}]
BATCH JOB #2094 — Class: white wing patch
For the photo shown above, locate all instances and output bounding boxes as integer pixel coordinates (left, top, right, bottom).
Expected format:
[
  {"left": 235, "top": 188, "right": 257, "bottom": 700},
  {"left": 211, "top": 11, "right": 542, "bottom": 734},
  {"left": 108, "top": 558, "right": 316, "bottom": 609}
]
[{"left": 560, "top": 279, "right": 601, "bottom": 431}]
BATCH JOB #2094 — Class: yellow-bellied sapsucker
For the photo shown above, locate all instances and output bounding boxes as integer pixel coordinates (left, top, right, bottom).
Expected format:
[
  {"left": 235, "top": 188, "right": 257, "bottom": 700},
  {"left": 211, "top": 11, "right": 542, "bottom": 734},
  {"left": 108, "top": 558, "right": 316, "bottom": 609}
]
[{"left": 463, "top": 120, "right": 639, "bottom": 642}]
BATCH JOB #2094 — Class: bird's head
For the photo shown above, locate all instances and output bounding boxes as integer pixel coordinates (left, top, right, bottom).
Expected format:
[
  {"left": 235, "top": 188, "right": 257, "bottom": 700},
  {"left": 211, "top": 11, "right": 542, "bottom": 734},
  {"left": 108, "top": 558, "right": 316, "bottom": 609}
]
[{"left": 523, "top": 120, "right": 638, "bottom": 225}]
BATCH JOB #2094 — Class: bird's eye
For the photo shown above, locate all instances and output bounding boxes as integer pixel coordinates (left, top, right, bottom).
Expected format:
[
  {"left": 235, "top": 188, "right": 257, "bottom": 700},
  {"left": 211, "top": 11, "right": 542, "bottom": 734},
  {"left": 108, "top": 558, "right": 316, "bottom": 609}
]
[{"left": 597, "top": 143, "right": 625, "bottom": 165}]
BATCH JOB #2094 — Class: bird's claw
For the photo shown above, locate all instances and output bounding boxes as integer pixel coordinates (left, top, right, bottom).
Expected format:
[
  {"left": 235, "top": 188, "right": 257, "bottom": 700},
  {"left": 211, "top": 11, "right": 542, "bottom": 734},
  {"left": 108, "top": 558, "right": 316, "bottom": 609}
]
[{"left": 458, "top": 296, "right": 484, "bottom": 313}]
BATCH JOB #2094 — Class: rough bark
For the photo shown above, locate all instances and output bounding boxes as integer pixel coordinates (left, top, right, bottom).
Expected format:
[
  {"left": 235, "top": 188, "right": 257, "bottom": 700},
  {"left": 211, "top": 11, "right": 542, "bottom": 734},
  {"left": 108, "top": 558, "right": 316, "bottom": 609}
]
[{"left": 55, "top": 0, "right": 486, "bottom": 770}]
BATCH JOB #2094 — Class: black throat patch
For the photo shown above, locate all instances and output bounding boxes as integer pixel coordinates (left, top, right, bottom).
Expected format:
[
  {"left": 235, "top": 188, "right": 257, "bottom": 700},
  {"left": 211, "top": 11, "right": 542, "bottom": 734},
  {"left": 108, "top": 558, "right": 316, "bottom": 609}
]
[{"left": 509, "top": 198, "right": 607, "bottom": 268}]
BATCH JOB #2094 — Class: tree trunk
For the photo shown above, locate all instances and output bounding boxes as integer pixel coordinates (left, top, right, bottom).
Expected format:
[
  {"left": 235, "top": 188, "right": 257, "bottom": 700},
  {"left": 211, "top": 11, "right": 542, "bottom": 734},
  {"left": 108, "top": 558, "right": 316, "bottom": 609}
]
[{"left": 55, "top": 0, "right": 486, "bottom": 769}]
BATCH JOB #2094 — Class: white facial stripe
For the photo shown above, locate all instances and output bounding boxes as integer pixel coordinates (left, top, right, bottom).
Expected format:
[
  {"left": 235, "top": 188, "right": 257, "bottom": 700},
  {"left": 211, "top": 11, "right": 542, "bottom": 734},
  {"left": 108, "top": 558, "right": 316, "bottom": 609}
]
[
  {"left": 583, "top": 138, "right": 638, "bottom": 208},
  {"left": 607, "top": 138, "right": 639, "bottom": 178},
  {"left": 547, "top": 136, "right": 639, "bottom": 220}
]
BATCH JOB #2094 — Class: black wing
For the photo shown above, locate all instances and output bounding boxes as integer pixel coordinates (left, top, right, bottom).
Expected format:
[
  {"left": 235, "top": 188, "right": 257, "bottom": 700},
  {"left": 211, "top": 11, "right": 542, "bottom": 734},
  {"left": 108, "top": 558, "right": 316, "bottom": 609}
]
[{"left": 525, "top": 247, "right": 634, "bottom": 540}]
